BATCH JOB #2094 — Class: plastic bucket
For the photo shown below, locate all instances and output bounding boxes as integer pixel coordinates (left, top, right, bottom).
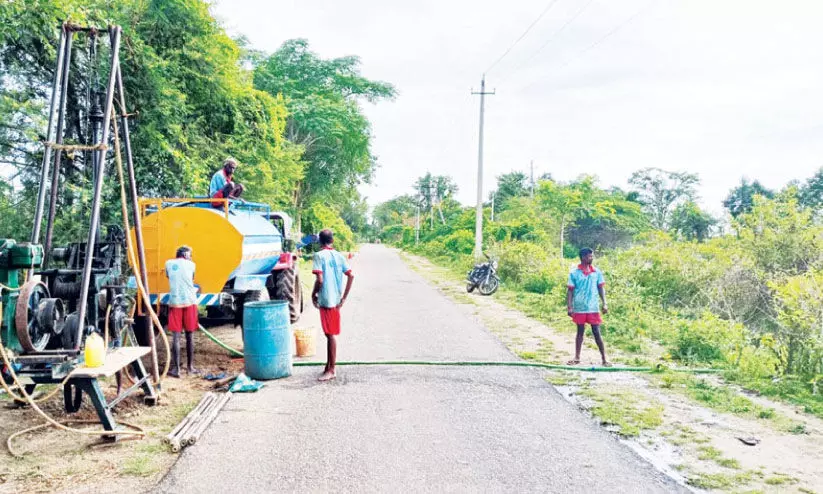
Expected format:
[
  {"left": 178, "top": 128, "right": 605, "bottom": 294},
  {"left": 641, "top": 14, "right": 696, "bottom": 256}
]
[
  {"left": 294, "top": 328, "right": 316, "bottom": 357},
  {"left": 242, "top": 300, "right": 292, "bottom": 380}
]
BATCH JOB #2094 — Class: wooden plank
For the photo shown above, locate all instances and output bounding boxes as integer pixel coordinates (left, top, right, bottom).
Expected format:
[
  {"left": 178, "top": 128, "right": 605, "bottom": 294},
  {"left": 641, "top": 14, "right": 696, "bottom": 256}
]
[{"left": 70, "top": 347, "right": 151, "bottom": 378}]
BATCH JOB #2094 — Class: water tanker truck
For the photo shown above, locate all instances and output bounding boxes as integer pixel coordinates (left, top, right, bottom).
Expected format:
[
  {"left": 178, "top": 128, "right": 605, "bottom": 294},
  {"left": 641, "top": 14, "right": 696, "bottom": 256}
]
[{"left": 131, "top": 198, "right": 304, "bottom": 325}]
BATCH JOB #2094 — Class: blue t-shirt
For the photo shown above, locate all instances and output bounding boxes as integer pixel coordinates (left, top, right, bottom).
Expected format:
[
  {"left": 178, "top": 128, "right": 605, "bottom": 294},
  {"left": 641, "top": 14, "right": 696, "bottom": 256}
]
[
  {"left": 209, "top": 169, "right": 231, "bottom": 197},
  {"left": 165, "top": 258, "right": 197, "bottom": 307},
  {"left": 567, "top": 265, "right": 605, "bottom": 314},
  {"left": 312, "top": 248, "right": 351, "bottom": 308}
]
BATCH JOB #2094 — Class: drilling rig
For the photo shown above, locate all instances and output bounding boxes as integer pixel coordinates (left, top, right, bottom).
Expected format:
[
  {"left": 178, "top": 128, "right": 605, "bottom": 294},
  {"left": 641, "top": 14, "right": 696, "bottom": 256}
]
[{"left": 1, "top": 23, "right": 159, "bottom": 433}]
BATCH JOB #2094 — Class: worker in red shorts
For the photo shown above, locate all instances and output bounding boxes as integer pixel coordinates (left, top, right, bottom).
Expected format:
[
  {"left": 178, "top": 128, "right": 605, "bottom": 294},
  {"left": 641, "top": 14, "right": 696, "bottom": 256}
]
[
  {"left": 566, "top": 247, "right": 611, "bottom": 367},
  {"left": 311, "top": 229, "right": 354, "bottom": 381},
  {"left": 165, "top": 245, "right": 199, "bottom": 377}
]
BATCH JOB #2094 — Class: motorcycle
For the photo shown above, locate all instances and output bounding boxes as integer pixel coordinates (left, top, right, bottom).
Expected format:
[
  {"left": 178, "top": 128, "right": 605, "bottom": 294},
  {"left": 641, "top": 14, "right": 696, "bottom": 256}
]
[{"left": 466, "top": 254, "right": 500, "bottom": 295}]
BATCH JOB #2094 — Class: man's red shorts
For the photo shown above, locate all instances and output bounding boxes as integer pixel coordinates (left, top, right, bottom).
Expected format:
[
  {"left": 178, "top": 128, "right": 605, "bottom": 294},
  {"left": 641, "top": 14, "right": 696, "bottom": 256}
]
[
  {"left": 571, "top": 312, "right": 603, "bottom": 325},
  {"left": 319, "top": 307, "right": 341, "bottom": 336},
  {"left": 168, "top": 305, "right": 199, "bottom": 332}
]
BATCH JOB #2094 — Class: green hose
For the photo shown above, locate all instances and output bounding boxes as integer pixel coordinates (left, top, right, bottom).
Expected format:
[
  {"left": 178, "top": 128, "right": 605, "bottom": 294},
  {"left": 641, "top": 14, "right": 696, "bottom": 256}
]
[
  {"left": 199, "top": 326, "right": 721, "bottom": 374},
  {"left": 293, "top": 360, "right": 721, "bottom": 373},
  {"left": 199, "top": 325, "right": 244, "bottom": 358}
]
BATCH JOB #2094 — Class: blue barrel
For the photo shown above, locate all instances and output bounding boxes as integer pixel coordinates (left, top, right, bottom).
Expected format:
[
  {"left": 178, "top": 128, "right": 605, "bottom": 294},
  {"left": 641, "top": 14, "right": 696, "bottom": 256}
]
[{"left": 243, "top": 300, "right": 292, "bottom": 380}]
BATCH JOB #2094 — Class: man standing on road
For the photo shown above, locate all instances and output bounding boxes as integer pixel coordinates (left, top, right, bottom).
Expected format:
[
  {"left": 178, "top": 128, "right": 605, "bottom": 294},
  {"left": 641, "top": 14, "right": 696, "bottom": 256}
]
[
  {"left": 165, "top": 245, "right": 200, "bottom": 377},
  {"left": 566, "top": 247, "right": 611, "bottom": 367},
  {"left": 209, "top": 158, "right": 244, "bottom": 206},
  {"left": 312, "top": 229, "right": 354, "bottom": 381}
]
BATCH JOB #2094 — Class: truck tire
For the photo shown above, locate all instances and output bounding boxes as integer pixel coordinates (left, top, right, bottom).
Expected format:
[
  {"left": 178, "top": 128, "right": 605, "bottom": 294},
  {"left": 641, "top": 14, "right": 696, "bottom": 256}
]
[
  {"left": 271, "top": 267, "right": 303, "bottom": 324},
  {"left": 235, "top": 289, "right": 268, "bottom": 327}
]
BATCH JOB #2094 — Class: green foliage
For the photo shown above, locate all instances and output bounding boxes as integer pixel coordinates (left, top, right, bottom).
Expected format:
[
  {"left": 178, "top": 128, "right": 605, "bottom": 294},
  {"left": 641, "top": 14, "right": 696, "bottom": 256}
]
[
  {"left": 629, "top": 167, "right": 699, "bottom": 230},
  {"left": 302, "top": 203, "right": 354, "bottom": 251},
  {"left": 377, "top": 169, "right": 823, "bottom": 414},
  {"left": 252, "top": 39, "right": 395, "bottom": 224},
  {"left": 670, "top": 201, "right": 716, "bottom": 242},
  {"left": 724, "top": 178, "right": 775, "bottom": 218}
]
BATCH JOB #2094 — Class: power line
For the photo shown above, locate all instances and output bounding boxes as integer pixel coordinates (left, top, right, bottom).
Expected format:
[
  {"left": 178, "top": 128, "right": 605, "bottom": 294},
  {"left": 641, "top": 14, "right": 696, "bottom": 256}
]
[
  {"left": 498, "top": 0, "right": 595, "bottom": 84},
  {"left": 553, "top": 0, "right": 656, "bottom": 73},
  {"left": 485, "top": 0, "right": 562, "bottom": 75}
]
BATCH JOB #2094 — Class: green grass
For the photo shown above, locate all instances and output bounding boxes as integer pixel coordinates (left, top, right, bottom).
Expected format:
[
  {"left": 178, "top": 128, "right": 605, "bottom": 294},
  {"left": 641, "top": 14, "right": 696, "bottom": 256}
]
[
  {"left": 120, "top": 453, "right": 161, "bottom": 477},
  {"left": 579, "top": 387, "right": 663, "bottom": 437},
  {"left": 764, "top": 473, "right": 798, "bottom": 485},
  {"left": 544, "top": 371, "right": 582, "bottom": 387},
  {"left": 686, "top": 471, "right": 755, "bottom": 490}
]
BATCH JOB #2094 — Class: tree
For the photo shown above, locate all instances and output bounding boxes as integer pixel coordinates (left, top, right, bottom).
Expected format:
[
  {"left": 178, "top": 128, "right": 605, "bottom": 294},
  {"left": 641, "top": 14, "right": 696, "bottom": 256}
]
[
  {"left": 798, "top": 167, "right": 823, "bottom": 210},
  {"left": 491, "top": 171, "right": 529, "bottom": 214},
  {"left": 372, "top": 194, "right": 419, "bottom": 231},
  {"left": 253, "top": 39, "right": 396, "bottom": 227},
  {"left": 0, "top": 0, "right": 306, "bottom": 244},
  {"left": 723, "top": 178, "right": 775, "bottom": 218},
  {"left": 628, "top": 168, "right": 699, "bottom": 230},
  {"left": 670, "top": 201, "right": 716, "bottom": 242},
  {"left": 414, "top": 173, "right": 457, "bottom": 225}
]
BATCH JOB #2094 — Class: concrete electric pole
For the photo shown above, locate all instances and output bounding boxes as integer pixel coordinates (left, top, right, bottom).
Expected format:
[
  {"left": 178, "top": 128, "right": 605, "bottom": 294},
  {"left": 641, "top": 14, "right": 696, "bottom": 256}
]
[
  {"left": 472, "top": 75, "right": 495, "bottom": 258},
  {"left": 530, "top": 159, "right": 535, "bottom": 198}
]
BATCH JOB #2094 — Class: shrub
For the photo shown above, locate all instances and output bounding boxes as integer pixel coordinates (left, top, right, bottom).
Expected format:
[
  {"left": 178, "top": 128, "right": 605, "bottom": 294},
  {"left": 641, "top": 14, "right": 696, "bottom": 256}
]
[{"left": 671, "top": 313, "right": 745, "bottom": 364}]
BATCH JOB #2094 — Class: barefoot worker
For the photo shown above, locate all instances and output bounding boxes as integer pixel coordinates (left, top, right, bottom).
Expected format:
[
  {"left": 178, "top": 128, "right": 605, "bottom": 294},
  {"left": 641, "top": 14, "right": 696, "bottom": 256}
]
[
  {"left": 311, "top": 229, "right": 355, "bottom": 381},
  {"left": 566, "top": 247, "right": 611, "bottom": 367},
  {"left": 165, "top": 245, "right": 200, "bottom": 377}
]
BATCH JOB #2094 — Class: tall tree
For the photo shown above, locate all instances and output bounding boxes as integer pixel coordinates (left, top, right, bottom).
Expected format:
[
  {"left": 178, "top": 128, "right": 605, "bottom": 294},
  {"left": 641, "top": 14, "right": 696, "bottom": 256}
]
[
  {"left": 628, "top": 167, "right": 699, "bottom": 230},
  {"left": 491, "top": 171, "right": 529, "bottom": 214},
  {"left": 670, "top": 201, "right": 716, "bottom": 242},
  {"left": 414, "top": 173, "right": 457, "bottom": 225},
  {"left": 723, "top": 178, "right": 775, "bottom": 218},
  {"left": 253, "top": 39, "right": 396, "bottom": 227},
  {"left": 798, "top": 167, "right": 823, "bottom": 210}
]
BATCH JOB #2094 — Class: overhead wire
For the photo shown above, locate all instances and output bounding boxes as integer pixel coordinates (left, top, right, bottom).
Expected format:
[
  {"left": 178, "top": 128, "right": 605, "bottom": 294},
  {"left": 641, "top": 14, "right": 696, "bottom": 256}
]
[
  {"left": 485, "top": 0, "right": 563, "bottom": 75},
  {"left": 498, "top": 0, "right": 596, "bottom": 84},
  {"left": 549, "top": 0, "right": 657, "bottom": 74}
]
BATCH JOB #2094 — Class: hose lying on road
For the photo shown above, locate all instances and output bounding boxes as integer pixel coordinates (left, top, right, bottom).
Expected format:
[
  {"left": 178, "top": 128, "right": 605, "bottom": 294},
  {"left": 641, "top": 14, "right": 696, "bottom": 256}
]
[
  {"left": 198, "top": 327, "right": 720, "bottom": 374},
  {"left": 292, "top": 360, "right": 722, "bottom": 373}
]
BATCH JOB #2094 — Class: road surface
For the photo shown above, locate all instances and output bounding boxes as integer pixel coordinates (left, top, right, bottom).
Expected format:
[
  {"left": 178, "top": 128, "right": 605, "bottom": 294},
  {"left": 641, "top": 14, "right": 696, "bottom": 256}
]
[{"left": 158, "top": 244, "right": 682, "bottom": 493}]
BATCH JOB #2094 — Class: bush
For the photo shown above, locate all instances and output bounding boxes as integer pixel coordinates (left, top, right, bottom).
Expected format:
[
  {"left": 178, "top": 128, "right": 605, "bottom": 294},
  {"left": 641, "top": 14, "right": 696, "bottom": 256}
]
[
  {"left": 443, "top": 230, "right": 475, "bottom": 255},
  {"left": 671, "top": 313, "right": 745, "bottom": 364}
]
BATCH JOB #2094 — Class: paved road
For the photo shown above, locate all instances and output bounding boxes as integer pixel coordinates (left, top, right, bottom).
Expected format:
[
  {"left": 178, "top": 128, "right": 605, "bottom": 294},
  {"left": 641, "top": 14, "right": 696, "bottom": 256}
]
[{"left": 158, "top": 245, "right": 682, "bottom": 493}]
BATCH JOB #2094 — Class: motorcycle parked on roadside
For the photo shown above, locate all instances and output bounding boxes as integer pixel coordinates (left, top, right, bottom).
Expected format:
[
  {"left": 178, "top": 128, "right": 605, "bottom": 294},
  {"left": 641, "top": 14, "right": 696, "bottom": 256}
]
[{"left": 466, "top": 254, "right": 500, "bottom": 295}]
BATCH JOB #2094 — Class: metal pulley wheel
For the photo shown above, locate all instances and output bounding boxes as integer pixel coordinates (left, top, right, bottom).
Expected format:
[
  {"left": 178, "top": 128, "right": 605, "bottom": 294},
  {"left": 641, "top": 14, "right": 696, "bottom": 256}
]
[
  {"left": 37, "top": 297, "right": 65, "bottom": 335},
  {"left": 15, "top": 281, "right": 52, "bottom": 352}
]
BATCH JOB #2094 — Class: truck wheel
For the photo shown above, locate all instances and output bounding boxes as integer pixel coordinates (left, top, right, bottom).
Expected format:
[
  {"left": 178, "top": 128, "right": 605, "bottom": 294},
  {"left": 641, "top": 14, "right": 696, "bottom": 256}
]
[
  {"left": 271, "top": 267, "right": 303, "bottom": 324},
  {"left": 236, "top": 289, "right": 268, "bottom": 327}
]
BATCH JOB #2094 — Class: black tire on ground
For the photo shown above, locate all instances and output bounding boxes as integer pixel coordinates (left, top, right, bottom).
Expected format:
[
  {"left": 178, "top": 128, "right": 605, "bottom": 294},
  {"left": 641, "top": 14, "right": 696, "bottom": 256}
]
[
  {"left": 270, "top": 267, "right": 303, "bottom": 324},
  {"left": 466, "top": 282, "right": 476, "bottom": 293}
]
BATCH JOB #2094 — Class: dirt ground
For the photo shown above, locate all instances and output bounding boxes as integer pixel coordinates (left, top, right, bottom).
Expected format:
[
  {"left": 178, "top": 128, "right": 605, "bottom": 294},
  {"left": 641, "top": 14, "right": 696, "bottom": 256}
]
[
  {"left": 403, "top": 251, "right": 823, "bottom": 494},
  {"left": 0, "top": 324, "right": 248, "bottom": 494}
]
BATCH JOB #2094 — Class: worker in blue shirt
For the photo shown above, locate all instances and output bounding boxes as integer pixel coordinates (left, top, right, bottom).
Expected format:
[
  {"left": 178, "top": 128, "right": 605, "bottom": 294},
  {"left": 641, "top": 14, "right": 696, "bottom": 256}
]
[{"left": 209, "top": 158, "right": 244, "bottom": 206}]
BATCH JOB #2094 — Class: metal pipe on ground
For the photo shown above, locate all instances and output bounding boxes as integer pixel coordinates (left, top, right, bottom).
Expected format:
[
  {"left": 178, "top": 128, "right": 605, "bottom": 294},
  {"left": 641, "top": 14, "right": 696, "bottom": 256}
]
[
  {"left": 186, "top": 392, "right": 231, "bottom": 446},
  {"left": 165, "top": 393, "right": 215, "bottom": 445},
  {"left": 167, "top": 393, "right": 216, "bottom": 452}
]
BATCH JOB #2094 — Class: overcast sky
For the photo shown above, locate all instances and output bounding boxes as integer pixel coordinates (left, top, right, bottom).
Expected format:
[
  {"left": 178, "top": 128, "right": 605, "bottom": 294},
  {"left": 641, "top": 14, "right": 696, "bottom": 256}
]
[{"left": 212, "top": 0, "right": 823, "bottom": 215}]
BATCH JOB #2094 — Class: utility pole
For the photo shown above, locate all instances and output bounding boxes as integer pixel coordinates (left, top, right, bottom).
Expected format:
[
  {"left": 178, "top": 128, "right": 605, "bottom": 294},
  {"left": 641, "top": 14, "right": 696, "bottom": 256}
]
[
  {"left": 530, "top": 159, "right": 535, "bottom": 198},
  {"left": 491, "top": 191, "right": 495, "bottom": 222},
  {"left": 472, "top": 75, "right": 495, "bottom": 258},
  {"left": 415, "top": 205, "right": 420, "bottom": 245}
]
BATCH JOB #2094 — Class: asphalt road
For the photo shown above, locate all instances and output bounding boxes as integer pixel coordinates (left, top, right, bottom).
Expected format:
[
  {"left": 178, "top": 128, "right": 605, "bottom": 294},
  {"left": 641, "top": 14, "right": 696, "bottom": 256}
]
[{"left": 158, "top": 244, "right": 683, "bottom": 493}]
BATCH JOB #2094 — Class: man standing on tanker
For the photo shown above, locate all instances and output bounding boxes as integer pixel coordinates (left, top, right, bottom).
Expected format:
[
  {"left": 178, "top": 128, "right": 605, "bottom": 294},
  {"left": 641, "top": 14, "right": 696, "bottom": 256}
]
[{"left": 209, "top": 158, "right": 244, "bottom": 204}]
